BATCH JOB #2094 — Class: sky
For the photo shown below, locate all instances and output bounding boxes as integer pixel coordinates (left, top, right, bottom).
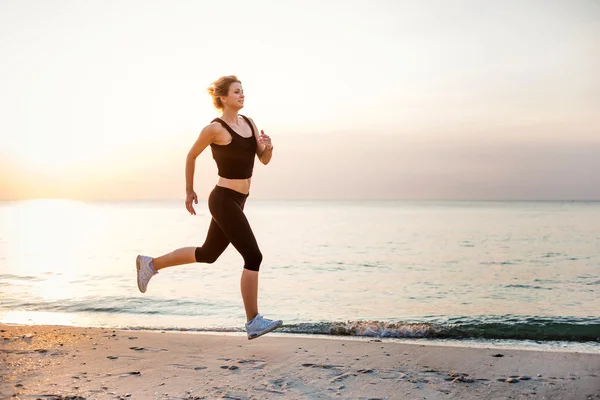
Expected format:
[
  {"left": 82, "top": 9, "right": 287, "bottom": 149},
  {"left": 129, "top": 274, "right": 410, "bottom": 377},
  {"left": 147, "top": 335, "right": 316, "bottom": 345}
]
[{"left": 1, "top": 0, "right": 599, "bottom": 200}]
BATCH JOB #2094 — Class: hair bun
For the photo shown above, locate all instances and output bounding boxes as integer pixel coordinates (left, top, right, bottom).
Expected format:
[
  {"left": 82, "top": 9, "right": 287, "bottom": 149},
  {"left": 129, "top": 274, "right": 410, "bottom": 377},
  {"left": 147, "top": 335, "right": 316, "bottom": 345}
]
[{"left": 207, "top": 75, "right": 241, "bottom": 110}]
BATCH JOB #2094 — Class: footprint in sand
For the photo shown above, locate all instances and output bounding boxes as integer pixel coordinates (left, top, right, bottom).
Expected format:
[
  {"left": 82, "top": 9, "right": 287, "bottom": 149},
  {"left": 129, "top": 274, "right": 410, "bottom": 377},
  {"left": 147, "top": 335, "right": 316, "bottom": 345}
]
[
  {"left": 378, "top": 370, "right": 399, "bottom": 380},
  {"left": 266, "top": 376, "right": 296, "bottom": 391},
  {"left": 237, "top": 358, "right": 265, "bottom": 364},
  {"left": 357, "top": 368, "right": 374, "bottom": 374},
  {"left": 237, "top": 358, "right": 267, "bottom": 370},
  {"left": 331, "top": 372, "right": 357, "bottom": 383},
  {"left": 168, "top": 363, "right": 207, "bottom": 371},
  {"left": 444, "top": 372, "right": 474, "bottom": 383},
  {"left": 301, "top": 363, "right": 344, "bottom": 369}
]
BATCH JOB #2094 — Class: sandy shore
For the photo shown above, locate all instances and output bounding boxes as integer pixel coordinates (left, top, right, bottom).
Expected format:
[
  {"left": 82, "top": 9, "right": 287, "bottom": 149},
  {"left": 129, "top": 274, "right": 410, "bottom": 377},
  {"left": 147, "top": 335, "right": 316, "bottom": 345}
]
[{"left": 1, "top": 324, "right": 598, "bottom": 400}]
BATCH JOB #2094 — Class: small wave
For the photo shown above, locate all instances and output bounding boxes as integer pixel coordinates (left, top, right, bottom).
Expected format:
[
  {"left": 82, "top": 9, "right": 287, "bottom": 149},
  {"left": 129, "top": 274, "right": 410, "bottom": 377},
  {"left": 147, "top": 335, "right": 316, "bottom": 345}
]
[
  {"left": 105, "top": 317, "right": 600, "bottom": 343},
  {"left": 0, "top": 274, "right": 44, "bottom": 282},
  {"left": 359, "top": 263, "right": 382, "bottom": 268},
  {"left": 541, "top": 252, "right": 564, "bottom": 258},
  {"left": 281, "top": 321, "right": 440, "bottom": 338},
  {"left": 280, "top": 317, "right": 600, "bottom": 342},
  {"left": 504, "top": 284, "right": 552, "bottom": 290},
  {"left": 125, "top": 326, "right": 242, "bottom": 334},
  {"left": 0, "top": 296, "right": 218, "bottom": 317},
  {"left": 480, "top": 261, "right": 517, "bottom": 265},
  {"left": 533, "top": 278, "right": 557, "bottom": 284}
]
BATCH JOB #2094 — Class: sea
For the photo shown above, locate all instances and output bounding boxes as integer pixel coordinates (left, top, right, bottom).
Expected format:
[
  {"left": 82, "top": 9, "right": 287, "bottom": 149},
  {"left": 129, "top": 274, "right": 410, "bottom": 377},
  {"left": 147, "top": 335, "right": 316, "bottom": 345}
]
[{"left": 1, "top": 199, "right": 599, "bottom": 352}]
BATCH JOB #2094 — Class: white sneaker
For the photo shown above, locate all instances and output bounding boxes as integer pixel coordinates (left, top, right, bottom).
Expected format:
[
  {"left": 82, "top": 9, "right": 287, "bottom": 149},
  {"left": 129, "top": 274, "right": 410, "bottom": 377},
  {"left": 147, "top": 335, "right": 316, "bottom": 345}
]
[
  {"left": 136, "top": 255, "right": 157, "bottom": 293},
  {"left": 245, "top": 314, "right": 283, "bottom": 340}
]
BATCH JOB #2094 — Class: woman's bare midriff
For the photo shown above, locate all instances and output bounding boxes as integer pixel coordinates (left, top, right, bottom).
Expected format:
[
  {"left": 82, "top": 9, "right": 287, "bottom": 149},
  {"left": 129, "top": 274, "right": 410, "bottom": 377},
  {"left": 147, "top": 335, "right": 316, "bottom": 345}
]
[{"left": 217, "top": 177, "right": 252, "bottom": 195}]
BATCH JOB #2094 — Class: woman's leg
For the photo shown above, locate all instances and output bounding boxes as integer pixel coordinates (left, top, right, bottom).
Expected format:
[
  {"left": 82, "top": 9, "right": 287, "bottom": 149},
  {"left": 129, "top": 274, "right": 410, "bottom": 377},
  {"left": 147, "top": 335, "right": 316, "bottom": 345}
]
[
  {"left": 152, "top": 218, "right": 229, "bottom": 271},
  {"left": 240, "top": 269, "right": 259, "bottom": 322},
  {"left": 209, "top": 188, "right": 263, "bottom": 322},
  {"left": 151, "top": 247, "right": 196, "bottom": 271},
  {"left": 136, "top": 188, "right": 231, "bottom": 293}
]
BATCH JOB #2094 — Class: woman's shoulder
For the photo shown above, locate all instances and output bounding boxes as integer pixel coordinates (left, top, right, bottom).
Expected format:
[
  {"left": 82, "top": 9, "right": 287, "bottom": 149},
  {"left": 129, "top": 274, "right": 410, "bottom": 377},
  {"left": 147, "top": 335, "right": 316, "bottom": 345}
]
[{"left": 199, "top": 121, "right": 223, "bottom": 138}]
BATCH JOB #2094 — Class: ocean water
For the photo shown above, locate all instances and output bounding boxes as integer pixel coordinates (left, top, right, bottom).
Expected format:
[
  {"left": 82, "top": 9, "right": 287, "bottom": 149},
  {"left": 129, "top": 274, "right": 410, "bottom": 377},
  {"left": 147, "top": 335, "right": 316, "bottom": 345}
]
[{"left": 1, "top": 199, "right": 599, "bottom": 351}]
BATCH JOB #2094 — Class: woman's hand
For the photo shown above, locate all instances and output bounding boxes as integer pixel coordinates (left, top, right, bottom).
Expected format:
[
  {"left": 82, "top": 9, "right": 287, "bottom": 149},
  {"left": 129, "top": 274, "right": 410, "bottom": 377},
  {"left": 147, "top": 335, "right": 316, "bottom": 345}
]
[
  {"left": 258, "top": 130, "right": 273, "bottom": 150},
  {"left": 185, "top": 190, "right": 198, "bottom": 215}
]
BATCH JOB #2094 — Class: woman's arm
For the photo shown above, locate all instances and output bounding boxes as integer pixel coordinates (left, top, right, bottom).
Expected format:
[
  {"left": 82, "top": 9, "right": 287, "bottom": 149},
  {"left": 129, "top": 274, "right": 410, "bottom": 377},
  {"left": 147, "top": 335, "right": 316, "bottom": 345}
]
[
  {"left": 185, "top": 124, "right": 217, "bottom": 214},
  {"left": 249, "top": 117, "right": 273, "bottom": 165}
]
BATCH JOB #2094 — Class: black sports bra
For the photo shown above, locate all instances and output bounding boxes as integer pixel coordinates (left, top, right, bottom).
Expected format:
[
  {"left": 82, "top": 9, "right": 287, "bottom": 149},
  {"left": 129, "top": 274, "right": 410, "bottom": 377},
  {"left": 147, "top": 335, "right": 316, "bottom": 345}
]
[{"left": 210, "top": 115, "right": 257, "bottom": 179}]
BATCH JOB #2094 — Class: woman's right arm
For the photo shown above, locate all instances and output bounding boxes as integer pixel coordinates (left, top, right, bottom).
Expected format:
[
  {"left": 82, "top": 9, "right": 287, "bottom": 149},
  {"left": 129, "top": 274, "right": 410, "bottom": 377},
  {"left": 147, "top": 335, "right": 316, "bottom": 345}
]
[{"left": 185, "top": 124, "right": 216, "bottom": 215}]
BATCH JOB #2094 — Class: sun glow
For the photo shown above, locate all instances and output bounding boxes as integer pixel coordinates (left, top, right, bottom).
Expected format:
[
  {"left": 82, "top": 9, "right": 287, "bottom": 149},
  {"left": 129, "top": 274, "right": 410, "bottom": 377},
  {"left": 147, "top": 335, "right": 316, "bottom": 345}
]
[
  {"left": 18, "top": 142, "right": 89, "bottom": 171},
  {"left": 4, "top": 199, "right": 107, "bottom": 274},
  {"left": 0, "top": 310, "right": 81, "bottom": 327},
  {"left": 1, "top": 1, "right": 599, "bottom": 200}
]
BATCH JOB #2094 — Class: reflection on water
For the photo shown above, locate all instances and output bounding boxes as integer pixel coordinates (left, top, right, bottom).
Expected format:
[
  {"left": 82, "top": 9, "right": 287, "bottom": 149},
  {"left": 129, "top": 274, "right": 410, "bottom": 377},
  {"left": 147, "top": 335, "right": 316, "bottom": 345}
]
[{"left": 1, "top": 199, "right": 599, "bottom": 340}]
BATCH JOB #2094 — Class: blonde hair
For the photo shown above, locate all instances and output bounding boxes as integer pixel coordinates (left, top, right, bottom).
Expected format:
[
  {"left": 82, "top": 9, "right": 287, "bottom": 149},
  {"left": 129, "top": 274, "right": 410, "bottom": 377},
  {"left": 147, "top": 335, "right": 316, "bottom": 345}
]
[{"left": 207, "top": 75, "right": 241, "bottom": 110}]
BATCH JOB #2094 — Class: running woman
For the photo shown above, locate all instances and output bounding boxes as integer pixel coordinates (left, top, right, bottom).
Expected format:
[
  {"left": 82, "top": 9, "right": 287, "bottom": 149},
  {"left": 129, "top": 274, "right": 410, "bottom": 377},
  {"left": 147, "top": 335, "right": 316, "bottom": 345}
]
[{"left": 136, "top": 75, "right": 282, "bottom": 340}]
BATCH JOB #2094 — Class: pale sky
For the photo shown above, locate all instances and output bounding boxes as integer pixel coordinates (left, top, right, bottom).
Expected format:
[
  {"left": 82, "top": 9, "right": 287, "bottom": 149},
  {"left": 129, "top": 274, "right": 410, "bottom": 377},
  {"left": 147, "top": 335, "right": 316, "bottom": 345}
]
[{"left": 1, "top": 0, "right": 599, "bottom": 200}]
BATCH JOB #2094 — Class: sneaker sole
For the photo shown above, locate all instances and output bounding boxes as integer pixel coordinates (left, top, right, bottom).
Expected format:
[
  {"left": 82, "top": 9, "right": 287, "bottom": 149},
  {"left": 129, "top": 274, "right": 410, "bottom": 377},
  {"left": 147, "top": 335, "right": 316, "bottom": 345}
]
[
  {"left": 247, "top": 321, "right": 283, "bottom": 340},
  {"left": 135, "top": 255, "right": 145, "bottom": 293}
]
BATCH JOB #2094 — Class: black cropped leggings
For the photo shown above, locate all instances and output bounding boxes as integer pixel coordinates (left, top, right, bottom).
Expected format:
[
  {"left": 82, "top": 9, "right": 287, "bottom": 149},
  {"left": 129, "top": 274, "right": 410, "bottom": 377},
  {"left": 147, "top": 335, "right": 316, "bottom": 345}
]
[{"left": 194, "top": 185, "right": 263, "bottom": 271}]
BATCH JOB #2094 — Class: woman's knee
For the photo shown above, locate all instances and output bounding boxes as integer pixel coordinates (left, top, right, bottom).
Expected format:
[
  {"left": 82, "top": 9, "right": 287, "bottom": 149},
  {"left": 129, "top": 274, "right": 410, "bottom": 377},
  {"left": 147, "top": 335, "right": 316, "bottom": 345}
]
[
  {"left": 195, "top": 247, "right": 219, "bottom": 264},
  {"left": 243, "top": 250, "right": 263, "bottom": 272}
]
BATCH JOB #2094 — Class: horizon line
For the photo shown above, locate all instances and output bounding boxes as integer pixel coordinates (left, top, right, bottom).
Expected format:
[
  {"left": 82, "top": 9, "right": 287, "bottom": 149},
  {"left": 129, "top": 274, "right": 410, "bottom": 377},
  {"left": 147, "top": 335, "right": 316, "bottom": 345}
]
[{"left": 1, "top": 198, "right": 600, "bottom": 203}]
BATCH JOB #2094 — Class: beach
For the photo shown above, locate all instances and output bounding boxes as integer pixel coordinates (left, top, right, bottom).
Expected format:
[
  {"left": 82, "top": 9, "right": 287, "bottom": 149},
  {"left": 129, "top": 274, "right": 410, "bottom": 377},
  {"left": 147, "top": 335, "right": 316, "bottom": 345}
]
[
  {"left": 2, "top": 200, "right": 599, "bottom": 399},
  {"left": 2, "top": 0, "right": 600, "bottom": 397},
  {"left": 1, "top": 324, "right": 598, "bottom": 400}
]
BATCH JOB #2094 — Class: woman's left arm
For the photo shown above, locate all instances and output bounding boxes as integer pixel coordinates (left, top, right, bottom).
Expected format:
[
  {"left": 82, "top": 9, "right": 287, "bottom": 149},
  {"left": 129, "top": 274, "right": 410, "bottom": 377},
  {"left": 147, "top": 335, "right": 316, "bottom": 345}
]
[{"left": 249, "top": 117, "right": 274, "bottom": 165}]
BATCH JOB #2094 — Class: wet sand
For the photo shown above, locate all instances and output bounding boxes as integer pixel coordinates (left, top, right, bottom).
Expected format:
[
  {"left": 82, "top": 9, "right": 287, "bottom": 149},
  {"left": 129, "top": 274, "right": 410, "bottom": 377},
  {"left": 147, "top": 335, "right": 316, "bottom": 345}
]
[{"left": 1, "top": 324, "right": 599, "bottom": 399}]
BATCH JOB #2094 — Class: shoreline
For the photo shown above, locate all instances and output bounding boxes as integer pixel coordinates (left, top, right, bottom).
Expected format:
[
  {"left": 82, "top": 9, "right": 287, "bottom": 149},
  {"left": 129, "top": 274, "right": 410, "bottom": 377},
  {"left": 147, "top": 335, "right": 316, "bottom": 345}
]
[
  {"left": 3, "top": 320, "right": 599, "bottom": 354},
  {"left": 116, "top": 330, "right": 600, "bottom": 355},
  {"left": 2, "top": 323, "right": 599, "bottom": 399}
]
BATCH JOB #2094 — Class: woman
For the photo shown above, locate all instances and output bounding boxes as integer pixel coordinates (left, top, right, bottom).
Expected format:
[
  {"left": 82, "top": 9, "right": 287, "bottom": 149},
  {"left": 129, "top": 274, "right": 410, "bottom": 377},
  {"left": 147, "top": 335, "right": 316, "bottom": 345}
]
[{"left": 136, "top": 75, "right": 282, "bottom": 340}]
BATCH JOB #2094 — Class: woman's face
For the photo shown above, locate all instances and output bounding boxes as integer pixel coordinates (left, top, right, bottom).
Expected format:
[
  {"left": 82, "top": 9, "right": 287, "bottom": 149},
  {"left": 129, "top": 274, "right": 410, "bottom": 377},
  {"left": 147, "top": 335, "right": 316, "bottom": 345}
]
[{"left": 222, "top": 82, "right": 244, "bottom": 110}]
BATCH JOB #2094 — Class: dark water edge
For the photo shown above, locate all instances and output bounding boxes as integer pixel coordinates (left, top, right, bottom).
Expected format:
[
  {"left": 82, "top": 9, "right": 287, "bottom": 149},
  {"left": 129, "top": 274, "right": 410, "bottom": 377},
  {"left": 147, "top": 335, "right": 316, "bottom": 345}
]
[
  {"left": 2, "top": 306, "right": 598, "bottom": 342},
  {"left": 281, "top": 318, "right": 600, "bottom": 342},
  {"left": 3, "top": 318, "right": 599, "bottom": 353},
  {"left": 114, "top": 316, "right": 600, "bottom": 343}
]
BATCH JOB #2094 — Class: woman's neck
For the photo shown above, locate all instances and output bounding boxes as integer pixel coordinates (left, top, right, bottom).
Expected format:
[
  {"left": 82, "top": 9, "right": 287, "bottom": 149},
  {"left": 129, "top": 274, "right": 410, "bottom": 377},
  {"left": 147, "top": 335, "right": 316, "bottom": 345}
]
[{"left": 220, "top": 109, "right": 239, "bottom": 126}]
